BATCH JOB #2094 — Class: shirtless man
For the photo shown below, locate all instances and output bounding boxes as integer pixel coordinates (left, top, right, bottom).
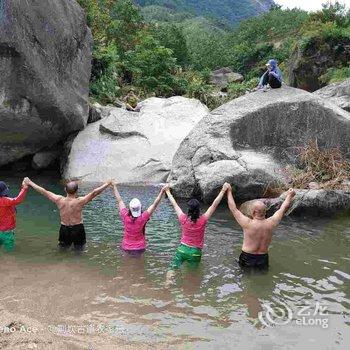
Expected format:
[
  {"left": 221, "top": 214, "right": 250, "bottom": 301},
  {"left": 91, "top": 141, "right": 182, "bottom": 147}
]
[
  {"left": 24, "top": 178, "right": 112, "bottom": 250},
  {"left": 226, "top": 184, "right": 296, "bottom": 270}
]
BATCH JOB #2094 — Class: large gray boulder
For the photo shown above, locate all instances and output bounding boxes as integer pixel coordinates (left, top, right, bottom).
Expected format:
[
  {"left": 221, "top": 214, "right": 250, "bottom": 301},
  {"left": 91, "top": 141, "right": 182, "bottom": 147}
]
[
  {"left": 240, "top": 190, "right": 350, "bottom": 217},
  {"left": 168, "top": 86, "right": 350, "bottom": 203},
  {"left": 32, "top": 146, "right": 61, "bottom": 170},
  {"left": 210, "top": 68, "right": 244, "bottom": 89},
  {"left": 314, "top": 78, "right": 350, "bottom": 112},
  {"left": 63, "top": 97, "right": 209, "bottom": 183},
  {"left": 0, "top": 0, "right": 92, "bottom": 167}
]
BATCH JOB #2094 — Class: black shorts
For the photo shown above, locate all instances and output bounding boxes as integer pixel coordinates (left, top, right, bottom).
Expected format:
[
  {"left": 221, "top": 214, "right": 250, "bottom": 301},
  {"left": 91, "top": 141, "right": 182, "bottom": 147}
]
[
  {"left": 59, "top": 224, "right": 86, "bottom": 250},
  {"left": 239, "top": 251, "right": 269, "bottom": 270}
]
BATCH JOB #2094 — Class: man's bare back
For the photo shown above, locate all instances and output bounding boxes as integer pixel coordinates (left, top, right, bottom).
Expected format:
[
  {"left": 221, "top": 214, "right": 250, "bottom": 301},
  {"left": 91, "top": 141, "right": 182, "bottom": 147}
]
[
  {"left": 55, "top": 196, "right": 87, "bottom": 226},
  {"left": 241, "top": 218, "right": 275, "bottom": 254},
  {"left": 226, "top": 184, "right": 295, "bottom": 268},
  {"left": 24, "top": 178, "right": 111, "bottom": 249}
]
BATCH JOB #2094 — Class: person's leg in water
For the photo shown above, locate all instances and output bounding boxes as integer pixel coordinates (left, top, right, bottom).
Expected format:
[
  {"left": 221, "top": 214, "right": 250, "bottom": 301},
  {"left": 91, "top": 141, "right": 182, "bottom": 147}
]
[
  {"left": 58, "top": 225, "right": 73, "bottom": 251},
  {"left": 122, "top": 248, "right": 145, "bottom": 258},
  {"left": 0, "top": 231, "right": 15, "bottom": 253},
  {"left": 165, "top": 244, "right": 202, "bottom": 287},
  {"left": 239, "top": 251, "right": 269, "bottom": 274},
  {"left": 186, "top": 254, "right": 202, "bottom": 269},
  {"left": 166, "top": 248, "right": 185, "bottom": 287},
  {"left": 71, "top": 224, "right": 87, "bottom": 253},
  {"left": 268, "top": 73, "right": 282, "bottom": 88}
]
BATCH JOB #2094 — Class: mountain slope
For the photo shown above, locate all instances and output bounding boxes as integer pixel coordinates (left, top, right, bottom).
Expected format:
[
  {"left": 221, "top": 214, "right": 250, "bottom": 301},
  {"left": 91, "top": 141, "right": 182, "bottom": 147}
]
[{"left": 135, "top": 0, "right": 275, "bottom": 25}]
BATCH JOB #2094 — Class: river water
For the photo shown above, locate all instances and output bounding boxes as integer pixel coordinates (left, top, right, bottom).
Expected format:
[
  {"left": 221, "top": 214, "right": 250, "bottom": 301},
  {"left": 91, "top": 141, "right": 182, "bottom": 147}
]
[{"left": 0, "top": 175, "right": 349, "bottom": 349}]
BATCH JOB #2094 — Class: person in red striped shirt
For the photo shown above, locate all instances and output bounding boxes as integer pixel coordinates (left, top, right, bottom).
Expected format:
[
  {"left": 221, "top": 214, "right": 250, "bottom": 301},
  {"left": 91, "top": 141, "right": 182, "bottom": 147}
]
[{"left": 0, "top": 179, "right": 29, "bottom": 252}]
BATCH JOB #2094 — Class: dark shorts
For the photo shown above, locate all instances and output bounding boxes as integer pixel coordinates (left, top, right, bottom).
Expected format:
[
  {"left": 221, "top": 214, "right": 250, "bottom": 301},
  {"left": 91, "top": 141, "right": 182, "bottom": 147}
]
[
  {"left": 239, "top": 251, "right": 269, "bottom": 270},
  {"left": 59, "top": 224, "right": 86, "bottom": 250}
]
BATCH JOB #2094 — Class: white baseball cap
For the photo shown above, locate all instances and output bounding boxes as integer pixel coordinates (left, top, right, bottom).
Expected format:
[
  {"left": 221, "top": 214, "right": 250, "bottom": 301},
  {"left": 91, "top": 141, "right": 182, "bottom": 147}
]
[{"left": 129, "top": 198, "right": 142, "bottom": 218}]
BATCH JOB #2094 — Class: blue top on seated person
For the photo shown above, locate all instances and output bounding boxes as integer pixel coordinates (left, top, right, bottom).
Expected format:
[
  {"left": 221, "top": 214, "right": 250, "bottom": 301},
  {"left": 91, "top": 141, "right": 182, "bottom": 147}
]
[{"left": 259, "top": 59, "right": 283, "bottom": 86}]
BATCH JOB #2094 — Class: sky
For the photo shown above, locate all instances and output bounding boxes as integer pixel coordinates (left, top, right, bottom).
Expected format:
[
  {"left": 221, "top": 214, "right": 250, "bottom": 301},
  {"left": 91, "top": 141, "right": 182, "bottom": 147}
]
[{"left": 275, "top": 0, "right": 350, "bottom": 11}]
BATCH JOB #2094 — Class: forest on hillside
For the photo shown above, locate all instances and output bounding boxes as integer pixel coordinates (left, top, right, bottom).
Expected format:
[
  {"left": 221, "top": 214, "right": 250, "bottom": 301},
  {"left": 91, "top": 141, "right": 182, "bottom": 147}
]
[
  {"left": 77, "top": 0, "right": 350, "bottom": 109},
  {"left": 134, "top": 0, "right": 274, "bottom": 25}
]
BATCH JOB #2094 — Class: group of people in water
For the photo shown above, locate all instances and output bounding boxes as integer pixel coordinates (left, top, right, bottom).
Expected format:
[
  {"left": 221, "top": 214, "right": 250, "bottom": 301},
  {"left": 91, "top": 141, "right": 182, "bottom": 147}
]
[
  {"left": 0, "top": 176, "right": 295, "bottom": 285},
  {"left": 0, "top": 58, "right": 287, "bottom": 283}
]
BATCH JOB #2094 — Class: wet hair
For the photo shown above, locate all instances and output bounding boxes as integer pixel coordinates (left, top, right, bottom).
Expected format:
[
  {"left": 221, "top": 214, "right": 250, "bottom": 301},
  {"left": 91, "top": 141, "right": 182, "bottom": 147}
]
[
  {"left": 65, "top": 181, "right": 78, "bottom": 195},
  {"left": 187, "top": 199, "right": 201, "bottom": 223}
]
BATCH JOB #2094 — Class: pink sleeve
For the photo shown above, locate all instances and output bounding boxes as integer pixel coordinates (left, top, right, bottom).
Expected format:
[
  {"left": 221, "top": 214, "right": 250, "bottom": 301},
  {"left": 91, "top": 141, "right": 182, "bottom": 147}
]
[
  {"left": 119, "top": 207, "right": 128, "bottom": 221},
  {"left": 0, "top": 187, "right": 28, "bottom": 206},
  {"left": 179, "top": 213, "right": 187, "bottom": 225},
  {"left": 141, "top": 211, "right": 151, "bottom": 224}
]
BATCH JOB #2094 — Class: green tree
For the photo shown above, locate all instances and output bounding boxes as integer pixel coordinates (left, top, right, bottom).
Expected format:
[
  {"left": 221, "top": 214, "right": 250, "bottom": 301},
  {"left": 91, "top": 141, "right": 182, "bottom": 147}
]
[
  {"left": 124, "top": 34, "right": 179, "bottom": 96},
  {"left": 150, "top": 23, "right": 189, "bottom": 66},
  {"left": 309, "top": 1, "right": 350, "bottom": 27}
]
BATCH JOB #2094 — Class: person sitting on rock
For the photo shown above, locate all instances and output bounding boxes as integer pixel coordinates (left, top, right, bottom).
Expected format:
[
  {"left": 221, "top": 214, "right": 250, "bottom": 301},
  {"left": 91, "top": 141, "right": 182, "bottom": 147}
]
[
  {"left": 112, "top": 182, "right": 167, "bottom": 257},
  {"left": 24, "top": 178, "right": 112, "bottom": 251},
  {"left": 125, "top": 90, "right": 141, "bottom": 112},
  {"left": 0, "top": 180, "right": 29, "bottom": 252},
  {"left": 165, "top": 183, "right": 230, "bottom": 286},
  {"left": 226, "top": 184, "right": 295, "bottom": 271},
  {"left": 258, "top": 59, "right": 282, "bottom": 91}
]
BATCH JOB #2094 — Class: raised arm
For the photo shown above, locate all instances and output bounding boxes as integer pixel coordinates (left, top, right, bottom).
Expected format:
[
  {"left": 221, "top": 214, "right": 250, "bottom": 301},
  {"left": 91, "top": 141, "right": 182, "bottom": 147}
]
[
  {"left": 25, "top": 178, "right": 62, "bottom": 203},
  {"left": 146, "top": 185, "right": 167, "bottom": 216},
  {"left": 227, "top": 185, "right": 251, "bottom": 228},
  {"left": 80, "top": 181, "right": 112, "bottom": 205},
  {"left": 204, "top": 183, "right": 229, "bottom": 219},
  {"left": 0, "top": 180, "right": 29, "bottom": 207},
  {"left": 268, "top": 189, "right": 296, "bottom": 227},
  {"left": 165, "top": 187, "right": 184, "bottom": 218},
  {"left": 113, "top": 183, "right": 126, "bottom": 209}
]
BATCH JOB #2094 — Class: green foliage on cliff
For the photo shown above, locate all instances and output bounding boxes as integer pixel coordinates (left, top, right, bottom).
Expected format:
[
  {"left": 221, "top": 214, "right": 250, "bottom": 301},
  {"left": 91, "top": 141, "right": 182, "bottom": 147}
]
[
  {"left": 77, "top": 0, "right": 350, "bottom": 107},
  {"left": 77, "top": 0, "right": 181, "bottom": 103},
  {"left": 320, "top": 67, "right": 350, "bottom": 84}
]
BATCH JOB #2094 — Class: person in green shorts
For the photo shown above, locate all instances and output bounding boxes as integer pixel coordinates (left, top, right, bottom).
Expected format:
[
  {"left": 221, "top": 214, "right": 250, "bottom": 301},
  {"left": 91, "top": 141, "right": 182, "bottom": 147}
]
[
  {"left": 0, "top": 179, "right": 29, "bottom": 252},
  {"left": 165, "top": 183, "right": 230, "bottom": 286}
]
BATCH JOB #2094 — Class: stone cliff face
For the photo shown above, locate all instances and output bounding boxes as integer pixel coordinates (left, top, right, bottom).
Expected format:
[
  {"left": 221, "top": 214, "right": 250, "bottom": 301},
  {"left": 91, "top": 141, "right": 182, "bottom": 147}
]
[
  {"left": 289, "top": 37, "right": 350, "bottom": 92},
  {"left": 167, "top": 86, "right": 350, "bottom": 203},
  {"left": 63, "top": 97, "right": 209, "bottom": 183},
  {"left": 0, "top": 0, "right": 92, "bottom": 167}
]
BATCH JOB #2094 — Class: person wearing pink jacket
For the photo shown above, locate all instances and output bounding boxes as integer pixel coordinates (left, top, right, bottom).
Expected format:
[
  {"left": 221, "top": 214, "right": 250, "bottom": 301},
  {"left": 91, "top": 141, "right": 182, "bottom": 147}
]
[{"left": 112, "top": 182, "right": 168, "bottom": 256}]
